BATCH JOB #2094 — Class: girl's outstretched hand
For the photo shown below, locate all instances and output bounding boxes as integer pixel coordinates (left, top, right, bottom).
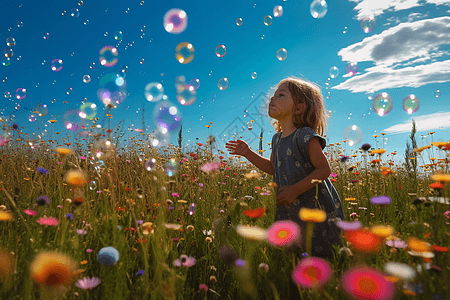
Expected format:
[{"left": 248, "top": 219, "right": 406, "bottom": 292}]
[
  {"left": 276, "top": 185, "right": 298, "bottom": 207},
  {"left": 225, "top": 140, "right": 250, "bottom": 157}
]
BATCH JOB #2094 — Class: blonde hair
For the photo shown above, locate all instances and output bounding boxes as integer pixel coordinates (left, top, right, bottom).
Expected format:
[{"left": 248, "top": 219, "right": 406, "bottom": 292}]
[{"left": 271, "top": 76, "right": 328, "bottom": 136}]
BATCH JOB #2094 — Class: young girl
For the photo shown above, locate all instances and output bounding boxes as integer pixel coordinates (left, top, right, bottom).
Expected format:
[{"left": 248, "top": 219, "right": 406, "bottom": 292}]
[{"left": 226, "top": 77, "right": 345, "bottom": 258}]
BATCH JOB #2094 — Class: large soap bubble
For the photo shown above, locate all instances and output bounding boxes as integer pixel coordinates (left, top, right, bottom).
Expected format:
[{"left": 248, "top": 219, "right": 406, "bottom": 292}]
[
  {"left": 99, "top": 46, "right": 118, "bottom": 67},
  {"left": 154, "top": 101, "right": 181, "bottom": 132},
  {"left": 372, "top": 93, "right": 393, "bottom": 117},
  {"left": 273, "top": 6, "right": 283, "bottom": 17},
  {"left": 343, "top": 125, "right": 363, "bottom": 146},
  {"left": 97, "top": 73, "right": 127, "bottom": 106},
  {"left": 144, "top": 82, "right": 164, "bottom": 102},
  {"left": 361, "top": 16, "right": 376, "bottom": 33},
  {"left": 345, "top": 62, "right": 358, "bottom": 76},
  {"left": 164, "top": 8, "right": 188, "bottom": 34},
  {"left": 176, "top": 84, "right": 196, "bottom": 106},
  {"left": 175, "top": 42, "right": 194, "bottom": 64},
  {"left": 310, "top": 0, "right": 328, "bottom": 19},
  {"left": 402, "top": 94, "right": 420, "bottom": 114}
]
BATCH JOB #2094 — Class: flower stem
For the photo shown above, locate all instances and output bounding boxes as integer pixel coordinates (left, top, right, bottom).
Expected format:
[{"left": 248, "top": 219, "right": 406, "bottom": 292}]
[{"left": 305, "top": 222, "right": 315, "bottom": 257}]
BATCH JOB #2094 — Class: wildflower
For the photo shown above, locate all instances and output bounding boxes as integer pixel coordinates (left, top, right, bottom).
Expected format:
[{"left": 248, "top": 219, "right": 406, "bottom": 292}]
[
  {"left": 75, "top": 277, "right": 101, "bottom": 290},
  {"left": 36, "top": 217, "right": 59, "bottom": 226},
  {"left": 142, "top": 222, "right": 154, "bottom": 235},
  {"left": 164, "top": 223, "right": 182, "bottom": 230},
  {"left": 267, "top": 221, "right": 301, "bottom": 247},
  {"left": 245, "top": 171, "right": 262, "bottom": 179},
  {"left": 344, "top": 229, "right": 382, "bottom": 253},
  {"left": 173, "top": 255, "right": 196, "bottom": 267},
  {"left": 336, "top": 220, "right": 362, "bottom": 231},
  {"left": 385, "top": 239, "right": 407, "bottom": 248},
  {"left": 186, "top": 225, "right": 194, "bottom": 231},
  {"left": 243, "top": 206, "right": 267, "bottom": 219},
  {"left": 205, "top": 237, "right": 213, "bottom": 243},
  {"left": 24, "top": 209, "right": 37, "bottom": 216},
  {"left": 432, "top": 245, "right": 449, "bottom": 252},
  {"left": 97, "top": 247, "right": 119, "bottom": 266},
  {"left": 209, "top": 275, "right": 217, "bottom": 282},
  {"left": 370, "top": 225, "right": 394, "bottom": 238},
  {"left": 370, "top": 195, "right": 391, "bottom": 206},
  {"left": 199, "top": 284, "right": 208, "bottom": 293},
  {"left": 171, "top": 193, "right": 179, "bottom": 197},
  {"left": 341, "top": 266, "right": 397, "bottom": 300},
  {"left": 65, "top": 213, "right": 74, "bottom": 220},
  {"left": 201, "top": 162, "right": 220, "bottom": 173},
  {"left": 76, "top": 229, "right": 87, "bottom": 235},
  {"left": 0, "top": 211, "right": 13, "bottom": 221},
  {"left": 55, "top": 147, "right": 73, "bottom": 156},
  {"left": 37, "top": 167, "right": 49, "bottom": 174},
  {"left": 65, "top": 169, "right": 87, "bottom": 187},
  {"left": 431, "top": 173, "right": 450, "bottom": 182},
  {"left": 407, "top": 237, "right": 432, "bottom": 252},
  {"left": 431, "top": 141, "right": 449, "bottom": 149},
  {"left": 36, "top": 195, "right": 50, "bottom": 206},
  {"left": 384, "top": 262, "right": 416, "bottom": 282},
  {"left": 219, "top": 246, "right": 240, "bottom": 265},
  {"left": 292, "top": 257, "right": 333, "bottom": 289},
  {"left": 258, "top": 263, "right": 269, "bottom": 274},
  {"left": 30, "top": 251, "right": 77, "bottom": 287},
  {"left": 0, "top": 137, "right": 11, "bottom": 147},
  {"left": 371, "top": 149, "right": 387, "bottom": 155},
  {"left": 236, "top": 225, "right": 268, "bottom": 242},
  {"left": 299, "top": 208, "right": 327, "bottom": 223},
  {"left": 340, "top": 156, "right": 349, "bottom": 162},
  {"left": 135, "top": 270, "right": 145, "bottom": 276}
]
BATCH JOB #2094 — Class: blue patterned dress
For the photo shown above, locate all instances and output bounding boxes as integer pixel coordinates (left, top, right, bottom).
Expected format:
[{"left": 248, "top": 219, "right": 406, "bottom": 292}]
[{"left": 272, "top": 126, "right": 345, "bottom": 257}]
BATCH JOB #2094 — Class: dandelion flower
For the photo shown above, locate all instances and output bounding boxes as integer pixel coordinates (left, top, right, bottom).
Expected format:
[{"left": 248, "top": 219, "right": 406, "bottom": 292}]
[
  {"left": 292, "top": 257, "right": 333, "bottom": 289},
  {"left": 97, "top": 247, "right": 119, "bottom": 267},
  {"left": 383, "top": 262, "right": 416, "bottom": 282},
  {"left": 267, "top": 221, "right": 301, "bottom": 247},
  {"left": 344, "top": 229, "right": 382, "bottom": 253},
  {"left": 236, "top": 225, "right": 267, "bottom": 242},
  {"left": 173, "top": 255, "right": 196, "bottom": 267},
  {"left": 30, "top": 251, "right": 77, "bottom": 287},
  {"left": 0, "top": 211, "right": 13, "bottom": 221},
  {"left": 341, "top": 266, "right": 397, "bottom": 300},
  {"left": 65, "top": 169, "right": 87, "bottom": 187},
  {"left": 75, "top": 277, "right": 101, "bottom": 290},
  {"left": 299, "top": 208, "right": 327, "bottom": 223}
]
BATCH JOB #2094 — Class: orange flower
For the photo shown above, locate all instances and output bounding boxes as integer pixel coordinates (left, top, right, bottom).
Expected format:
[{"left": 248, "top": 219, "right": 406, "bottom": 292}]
[
  {"left": 432, "top": 245, "right": 449, "bottom": 252},
  {"left": 371, "top": 149, "right": 386, "bottom": 155},
  {"left": 65, "top": 170, "right": 87, "bottom": 187},
  {"left": 407, "top": 237, "right": 432, "bottom": 252},
  {"left": 430, "top": 182, "right": 444, "bottom": 189},
  {"left": 56, "top": 147, "right": 73, "bottom": 156},
  {"left": 30, "top": 251, "right": 77, "bottom": 287},
  {"left": 243, "top": 207, "right": 267, "bottom": 219},
  {"left": 370, "top": 159, "right": 381, "bottom": 164},
  {"left": 344, "top": 229, "right": 382, "bottom": 253}
]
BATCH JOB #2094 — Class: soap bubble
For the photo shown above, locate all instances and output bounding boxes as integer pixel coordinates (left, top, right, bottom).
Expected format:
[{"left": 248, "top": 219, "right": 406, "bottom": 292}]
[
  {"left": 402, "top": 94, "right": 420, "bottom": 114},
  {"left": 83, "top": 75, "right": 91, "bottom": 83},
  {"left": 145, "top": 158, "right": 157, "bottom": 171},
  {"left": 236, "top": 18, "right": 243, "bottom": 26},
  {"left": 145, "top": 82, "right": 164, "bottom": 102},
  {"left": 435, "top": 90, "right": 441, "bottom": 97},
  {"left": 15, "top": 88, "right": 26, "bottom": 100},
  {"left": 89, "top": 62, "right": 96, "bottom": 69},
  {"left": 4, "top": 91, "right": 11, "bottom": 99},
  {"left": 34, "top": 103, "right": 48, "bottom": 117},
  {"left": 165, "top": 158, "right": 178, "bottom": 176},
  {"left": 175, "top": 42, "right": 194, "bottom": 64},
  {"left": 2, "top": 57, "right": 11, "bottom": 66},
  {"left": 175, "top": 75, "right": 186, "bottom": 89},
  {"left": 92, "top": 139, "right": 115, "bottom": 159},
  {"left": 361, "top": 16, "right": 376, "bottom": 33},
  {"left": 89, "top": 181, "right": 97, "bottom": 190},
  {"left": 247, "top": 121, "right": 254, "bottom": 130},
  {"left": 148, "top": 128, "right": 170, "bottom": 147},
  {"left": 114, "top": 31, "right": 123, "bottom": 41},
  {"left": 43, "top": 33, "right": 49, "bottom": 39},
  {"left": 215, "top": 45, "right": 226, "bottom": 57},
  {"left": 189, "top": 203, "right": 195, "bottom": 215},
  {"left": 66, "top": 87, "right": 73, "bottom": 95},
  {"left": 372, "top": 92, "right": 393, "bottom": 117},
  {"left": 155, "top": 101, "right": 181, "bottom": 132},
  {"left": 243, "top": 110, "right": 249, "bottom": 117},
  {"left": 346, "top": 62, "right": 358, "bottom": 76},
  {"left": 84, "top": 19, "right": 89, "bottom": 25},
  {"left": 273, "top": 6, "right": 283, "bottom": 17},
  {"left": 188, "top": 78, "right": 200, "bottom": 90},
  {"left": 310, "top": 0, "right": 328, "bottom": 19},
  {"left": 4, "top": 48, "right": 13, "bottom": 58},
  {"left": 218, "top": 78, "right": 229, "bottom": 91},
  {"left": 251, "top": 72, "right": 257, "bottom": 79},
  {"left": 176, "top": 84, "right": 196, "bottom": 106},
  {"left": 70, "top": 8, "right": 80, "bottom": 17},
  {"left": 51, "top": 59, "right": 63, "bottom": 72},
  {"left": 329, "top": 66, "right": 339, "bottom": 78},
  {"left": 343, "top": 125, "right": 363, "bottom": 146},
  {"left": 79, "top": 102, "right": 97, "bottom": 119},
  {"left": 6, "top": 37, "right": 16, "bottom": 47},
  {"left": 97, "top": 73, "right": 127, "bottom": 106},
  {"left": 164, "top": 8, "right": 188, "bottom": 34},
  {"left": 99, "top": 45, "right": 118, "bottom": 67},
  {"left": 277, "top": 48, "right": 288, "bottom": 61},
  {"left": 140, "top": 59, "right": 144, "bottom": 64},
  {"left": 64, "top": 109, "right": 82, "bottom": 131},
  {"left": 263, "top": 15, "right": 273, "bottom": 26},
  {"left": 28, "top": 115, "right": 37, "bottom": 123}
]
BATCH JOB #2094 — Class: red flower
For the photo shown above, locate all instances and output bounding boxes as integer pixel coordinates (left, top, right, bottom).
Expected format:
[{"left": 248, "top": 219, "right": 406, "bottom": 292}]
[
  {"left": 197, "top": 143, "right": 203, "bottom": 146},
  {"left": 432, "top": 245, "right": 449, "bottom": 252},
  {"left": 189, "top": 153, "right": 196, "bottom": 157},
  {"left": 243, "top": 207, "right": 267, "bottom": 219},
  {"left": 430, "top": 182, "right": 444, "bottom": 189}
]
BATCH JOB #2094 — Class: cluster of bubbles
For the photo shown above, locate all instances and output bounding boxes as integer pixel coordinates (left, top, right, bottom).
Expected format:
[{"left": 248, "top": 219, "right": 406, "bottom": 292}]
[
  {"left": 164, "top": 8, "right": 188, "bottom": 34},
  {"left": 175, "top": 42, "right": 195, "bottom": 64},
  {"left": 99, "top": 46, "right": 118, "bottom": 67},
  {"left": 310, "top": 0, "right": 328, "bottom": 19},
  {"left": 361, "top": 16, "right": 376, "bottom": 33},
  {"left": 343, "top": 125, "right": 363, "bottom": 146}
]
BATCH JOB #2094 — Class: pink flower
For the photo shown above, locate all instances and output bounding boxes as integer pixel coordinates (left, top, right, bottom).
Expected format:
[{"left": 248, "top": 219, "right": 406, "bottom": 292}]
[
  {"left": 292, "top": 257, "right": 333, "bottom": 289},
  {"left": 385, "top": 239, "right": 407, "bottom": 248},
  {"left": 24, "top": 209, "right": 37, "bottom": 216},
  {"left": 330, "top": 173, "right": 337, "bottom": 178},
  {"left": 75, "top": 277, "right": 101, "bottom": 290},
  {"left": 201, "top": 162, "right": 220, "bottom": 173},
  {"left": 199, "top": 284, "right": 208, "bottom": 293},
  {"left": 36, "top": 217, "right": 59, "bottom": 226},
  {"left": 80, "top": 156, "right": 86, "bottom": 160},
  {"left": 173, "top": 255, "right": 196, "bottom": 267},
  {"left": 0, "top": 137, "right": 10, "bottom": 147},
  {"left": 171, "top": 193, "right": 179, "bottom": 197},
  {"left": 86, "top": 249, "right": 93, "bottom": 253},
  {"left": 267, "top": 221, "right": 301, "bottom": 248}
]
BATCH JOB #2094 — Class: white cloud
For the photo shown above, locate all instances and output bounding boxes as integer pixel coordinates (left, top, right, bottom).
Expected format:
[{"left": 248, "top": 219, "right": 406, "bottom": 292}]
[{"left": 382, "top": 111, "right": 450, "bottom": 134}]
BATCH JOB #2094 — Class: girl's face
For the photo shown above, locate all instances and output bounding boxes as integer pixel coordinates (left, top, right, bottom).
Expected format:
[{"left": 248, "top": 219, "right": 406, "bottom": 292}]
[{"left": 268, "top": 83, "right": 296, "bottom": 120}]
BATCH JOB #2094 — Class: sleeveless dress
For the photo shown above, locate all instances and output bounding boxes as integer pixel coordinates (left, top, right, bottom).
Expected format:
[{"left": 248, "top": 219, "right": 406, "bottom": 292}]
[{"left": 272, "top": 126, "right": 345, "bottom": 257}]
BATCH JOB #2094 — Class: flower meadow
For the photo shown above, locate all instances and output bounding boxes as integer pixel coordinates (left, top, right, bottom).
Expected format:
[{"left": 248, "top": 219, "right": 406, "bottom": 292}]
[{"left": 0, "top": 129, "right": 449, "bottom": 300}]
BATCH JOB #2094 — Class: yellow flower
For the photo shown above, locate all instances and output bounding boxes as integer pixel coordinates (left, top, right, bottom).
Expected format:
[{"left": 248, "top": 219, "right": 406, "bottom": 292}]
[
  {"left": 0, "top": 211, "right": 13, "bottom": 221},
  {"left": 407, "top": 237, "right": 432, "bottom": 252},
  {"left": 236, "top": 225, "right": 268, "bottom": 242},
  {"left": 56, "top": 147, "right": 73, "bottom": 156},
  {"left": 177, "top": 200, "right": 188, "bottom": 204},
  {"left": 245, "top": 171, "right": 262, "bottom": 179},
  {"left": 30, "top": 251, "right": 77, "bottom": 287},
  {"left": 299, "top": 208, "right": 327, "bottom": 223},
  {"left": 370, "top": 225, "right": 394, "bottom": 238},
  {"left": 431, "top": 173, "right": 450, "bottom": 182},
  {"left": 371, "top": 149, "right": 387, "bottom": 155},
  {"left": 431, "top": 142, "right": 449, "bottom": 148},
  {"left": 65, "top": 170, "right": 87, "bottom": 187},
  {"left": 345, "top": 197, "right": 357, "bottom": 201},
  {"left": 142, "top": 222, "right": 155, "bottom": 235}
]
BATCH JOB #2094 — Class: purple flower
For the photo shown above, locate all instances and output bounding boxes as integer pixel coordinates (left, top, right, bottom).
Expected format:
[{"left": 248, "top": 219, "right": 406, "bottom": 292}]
[
  {"left": 370, "top": 195, "right": 392, "bottom": 206},
  {"left": 385, "top": 239, "right": 408, "bottom": 248},
  {"left": 361, "top": 143, "right": 371, "bottom": 151},
  {"left": 65, "top": 213, "right": 74, "bottom": 220},
  {"left": 135, "top": 270, "right": 145, "bottom": 276},
  {"left": 340, "top": 156, "right": 349, "bottom": 163},
  {"left": 173, "top": 255, "right": 196, "bottom": 267},
  {"left": 36, "top": 195, "right": 50, "bottom": 206},
  {"left": 37, "top": 167, "right": 49, "bottom": 174},
  {"left": 75, "top": 277, "right": 101, "bottom": 290},
  {"left": 336, "top": 220, "right": 362, "bottom": 231},
  {"left": 201, "top": 162, "right": 220, "bottom": 173},
  {"left": 76, "top": 229, "right": 87, "bottom": 235}
]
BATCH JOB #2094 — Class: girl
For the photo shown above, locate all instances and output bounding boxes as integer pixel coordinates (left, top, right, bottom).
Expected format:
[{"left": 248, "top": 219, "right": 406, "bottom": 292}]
[{"left": 226, "top": 77, "right": 345, "bottom": 258}]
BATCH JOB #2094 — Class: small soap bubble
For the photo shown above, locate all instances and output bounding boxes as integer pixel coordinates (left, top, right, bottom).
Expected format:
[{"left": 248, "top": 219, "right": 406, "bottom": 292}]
[
  {"left": 83, "top": 75, "right": 91, "bottom": 83},
  {"left": 43, "top": 32, "right": 49, "bottom": 39},
  {"left": 310, "top": 0, "right": 328, "bottom": 19},
  {"left": 343, "top": 125, "right": 363, "bottom": 146},
  {"left": 4, "top": 48, "right": 13, "bottom": 58},
  {"left": 218, "top": 78, "right": 229, "bottom": 91},
  {"left": 402, "top": 94, "right": 420, "bottom": 114},
  {"left": 346, "top": 62, "right": 358, "bottom": 76},
  {"left": 236, "top": 18, "right": 243, "bottom": 26},
  {"left": 247, "top": 121, "right": 254, "bottom": 130},
  {"left": 435, "top": 90, "right": 441, "bottom": 98},
  {"left": 90, "top": 62, "right": 96, "bottom": 69},
  {"left": 51, "top": 59, "right": 63, "bottom": 72},
  {"left": 62, "top": 10, "right": 67, "bottom": 16},
  {"left": 145, "top": 158, "right": 156, "bottom": 171},
  {"left": 273, "top": 6, "right": 283, "bottom": 17},
  {"left": 165, "top": 158, "right": 178, "bottom": 176},
  {"left": 175, "top": 42, "right": 195, "bottom": 64},
  {"left": 189, "top": 203, "right": 195, "bottom": 215},
  {"left": 372, "top": 92, "right": 393, "bottom": 117},
  {"left": 361, "top": 16, "right": 376, "bottom": 33},
  {"left": 329, "top": 66, "right": 339, "bottom": 78},
  {"left": 15, "top": 88, "right": 26, "bottom": 100},
  {"left": 114, "top": 31, "right": 123, "bottom": 41},
  {"left": 277, "top": 48, "right": 288, "bottom": 61},
  {"left": 164, "top": 8, "right": 188, "bottom": 34},
  {"left": 215, "top": 45, "right": 226, "bottom": 57},
  {"left": 84, "top": 19, "right": 89, "bottom": 25},
  {"left": 70, "top": 8, "right": 80, "bottom": 17},
  {"left": 6, "top": 37, "right": 16, "bottom": 47},
  {"left": 251, "top": 72, "right": 257, "bottom": 79},
  {"left": 188, "top": 78, "right": 200, "bottom": 90},
  {"left": 34, "top": 103, "right": 48, "bottom": 117},
  {"left": 99, "top": 46, "right": 118, "bottom": 67},
  {"left": 176, "top": 84, "right": 196, "bottom": 106},
  {"left": 343, "top": 26, "right": 348, "bottom": 34},
  {"left": 263, "top": 15, "right": 273, "bottom": 26},
  {"left": 104, "top": 32, "right": 109, "bottom": 37},
  {"left": 144, "top": 82, "right": 164, "bottom": 102},
  {"left": 4, "top": 91, "right": 11, "bottom": 99},
  {"left": 1, "top": 57, "right": 11, "bottom": 67},
  {"left": 89, "top": 181, "right": 97, "bottom": 190},
  {"left": 140, "top": 59, "right": 144, "bottom": 64},
  {"left": 64, "top": 109, "right": 82, "bottom": 131},
  {"left": 28, "top": 114, "right": 37, "bottom": 122},
  {"left": 140, "top": 25, "right": 146, "bottom": 32},
  {"left": 2, "top": 77, "right": 7, "bottom": 83},
  {"left": 67, "top": 87, "right": 73, "bottom": 95},
  {"left": 17, "top": 21, "right": 23, "bottom": 28}
]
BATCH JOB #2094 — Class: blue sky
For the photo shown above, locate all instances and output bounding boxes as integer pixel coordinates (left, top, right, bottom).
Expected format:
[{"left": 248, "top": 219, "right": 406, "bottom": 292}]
[{"left": 1, "top": 0, "right": 449, "bottom": 162}]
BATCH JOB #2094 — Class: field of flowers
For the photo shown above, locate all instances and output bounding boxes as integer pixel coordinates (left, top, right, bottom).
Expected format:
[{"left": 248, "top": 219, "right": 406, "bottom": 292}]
[{"left": 0, "top": 129, "right": 449, "bottom": 300}]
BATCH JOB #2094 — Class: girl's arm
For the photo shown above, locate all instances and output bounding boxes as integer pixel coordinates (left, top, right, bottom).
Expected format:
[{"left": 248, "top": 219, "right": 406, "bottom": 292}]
[
  {"left": 225, "top": 140, "right": 274, "bottom": 175},
  {"left": 276, "top": 137, "right": 331, "bottom": 206}
]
